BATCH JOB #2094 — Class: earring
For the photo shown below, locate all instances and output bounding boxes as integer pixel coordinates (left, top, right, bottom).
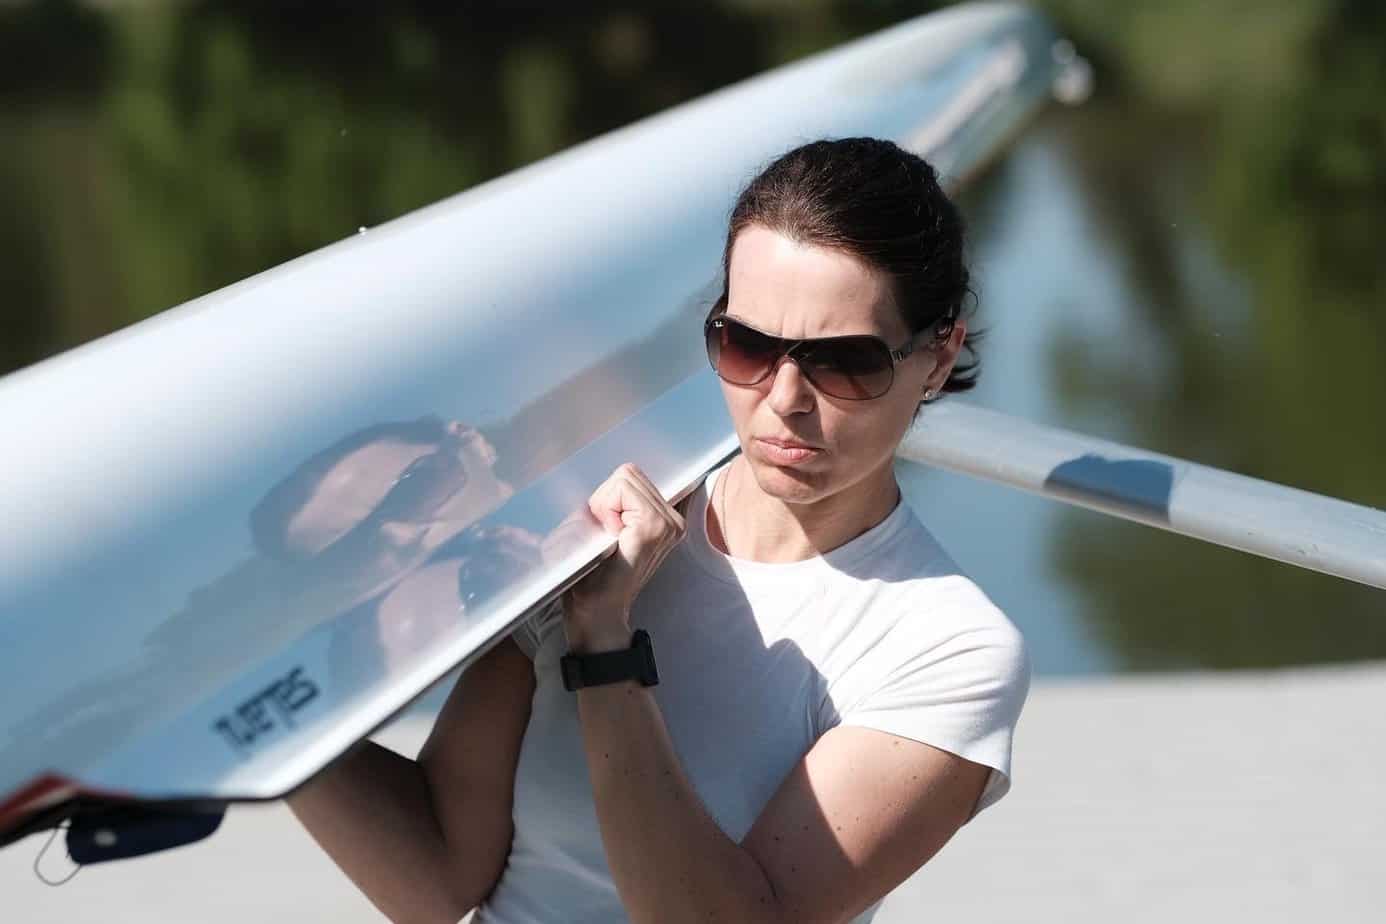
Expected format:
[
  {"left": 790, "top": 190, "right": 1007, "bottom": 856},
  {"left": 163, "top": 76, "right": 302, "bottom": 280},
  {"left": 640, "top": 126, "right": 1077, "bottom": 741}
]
[{"left": 923, "top": 387, "right": 938, "bottom": 401}]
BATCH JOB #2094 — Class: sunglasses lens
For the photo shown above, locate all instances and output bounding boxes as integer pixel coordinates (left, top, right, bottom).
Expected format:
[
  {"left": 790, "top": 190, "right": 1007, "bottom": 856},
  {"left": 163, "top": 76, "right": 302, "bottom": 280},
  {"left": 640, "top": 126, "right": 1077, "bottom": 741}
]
[
  {"left": 800, "top": 337, "right": 894, "bottom": 399},
  {"left": 706, "top": 317, "right": 896, "bottom": 399},
  {"left": 377, "top": 449, "right": 467, "bottom": 522},
  {"left": 707, "top": 317, "right": 782, "bottom": 385}
]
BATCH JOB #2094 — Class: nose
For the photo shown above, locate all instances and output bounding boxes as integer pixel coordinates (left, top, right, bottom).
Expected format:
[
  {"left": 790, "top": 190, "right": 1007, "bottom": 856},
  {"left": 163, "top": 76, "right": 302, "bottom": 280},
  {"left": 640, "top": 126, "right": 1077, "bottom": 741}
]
[{"left": 765, "top": 354, "right": 816, "bottom": 415}]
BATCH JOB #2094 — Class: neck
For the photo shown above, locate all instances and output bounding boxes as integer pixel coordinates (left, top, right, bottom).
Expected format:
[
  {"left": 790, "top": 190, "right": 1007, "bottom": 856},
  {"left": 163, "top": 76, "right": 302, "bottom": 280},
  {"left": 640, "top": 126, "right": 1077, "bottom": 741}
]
[{"left": 711, "top": 455, "right": 900, "bottom": 563}]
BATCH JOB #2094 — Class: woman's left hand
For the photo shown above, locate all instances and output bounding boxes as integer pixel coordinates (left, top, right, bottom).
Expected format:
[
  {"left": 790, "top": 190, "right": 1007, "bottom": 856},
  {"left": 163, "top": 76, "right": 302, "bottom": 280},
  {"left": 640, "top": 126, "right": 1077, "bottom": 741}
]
[{"left": 563, "top": 463, "right": 686, "bottom": 653}]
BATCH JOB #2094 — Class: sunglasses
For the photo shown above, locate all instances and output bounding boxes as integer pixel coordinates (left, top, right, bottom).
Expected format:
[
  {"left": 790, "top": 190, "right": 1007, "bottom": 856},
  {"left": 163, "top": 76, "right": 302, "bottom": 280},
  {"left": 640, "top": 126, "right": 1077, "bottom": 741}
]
[
  {"left": 372, "top": 440, "right": 469, "bottom": 525},
  {"left": 298, "top": 436, "right": 470, "bottom": 567},
  {"left": 703, "top": 313, "right": 952, "bottom": 400}
]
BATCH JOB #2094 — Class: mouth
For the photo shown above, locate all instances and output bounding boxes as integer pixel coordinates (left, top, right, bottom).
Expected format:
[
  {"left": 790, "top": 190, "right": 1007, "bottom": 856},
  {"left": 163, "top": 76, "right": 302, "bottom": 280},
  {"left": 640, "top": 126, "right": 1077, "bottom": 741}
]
[{"left": 754, "top": 436, "right": 822, "bottom": 465}]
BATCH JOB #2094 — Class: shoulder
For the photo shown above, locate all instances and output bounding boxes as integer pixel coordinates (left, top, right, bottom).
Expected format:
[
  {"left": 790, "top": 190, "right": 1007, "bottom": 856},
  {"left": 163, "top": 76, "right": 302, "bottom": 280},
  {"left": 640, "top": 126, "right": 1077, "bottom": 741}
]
[
  {"left": 898, "top": 570, "right": 1025, "bottom": 655},
  {"left": 852, "top": 571, "right": 1029, "bottom": 697},
  {"left": 823, "top": 512, "right": 1030, "bottom": 716},
  {"left": 849, "top": 508, "right": 1024, "bottom": 651}
]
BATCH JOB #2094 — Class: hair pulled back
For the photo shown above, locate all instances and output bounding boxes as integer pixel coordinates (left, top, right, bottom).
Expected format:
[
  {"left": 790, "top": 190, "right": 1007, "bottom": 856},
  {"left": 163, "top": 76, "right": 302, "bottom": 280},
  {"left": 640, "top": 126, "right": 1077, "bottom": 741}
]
[{"left": 715, "top": 137, "right": 979, "bottom": 397}]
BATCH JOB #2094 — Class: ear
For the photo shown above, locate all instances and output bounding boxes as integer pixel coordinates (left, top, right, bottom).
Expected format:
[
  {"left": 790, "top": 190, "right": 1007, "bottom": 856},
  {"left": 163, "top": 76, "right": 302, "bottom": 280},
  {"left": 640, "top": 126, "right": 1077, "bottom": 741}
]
[{"left": 925, "top": 317, "right": 968, "bottom": 393}]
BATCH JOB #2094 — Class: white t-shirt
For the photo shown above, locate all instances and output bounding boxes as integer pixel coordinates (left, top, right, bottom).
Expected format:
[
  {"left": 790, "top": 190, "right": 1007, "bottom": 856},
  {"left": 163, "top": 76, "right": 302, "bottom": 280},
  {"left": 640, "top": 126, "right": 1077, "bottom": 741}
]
[{"left": 477, "top": 461, "right": 1030, "bottom": 924}]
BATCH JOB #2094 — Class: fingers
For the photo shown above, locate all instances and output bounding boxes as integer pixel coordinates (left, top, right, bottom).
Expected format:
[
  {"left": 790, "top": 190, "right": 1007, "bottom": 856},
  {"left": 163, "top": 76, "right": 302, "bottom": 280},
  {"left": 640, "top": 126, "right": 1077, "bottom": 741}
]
[
  {"left": 566, "top": 464, "right": 686, "bottom": 625},
  {"left": 588, "top": 483, "right": 628, "bottom": 536},
  {"left": 620, "top": 464, "right": 686, "bottom": 536},
  {"left": 587, "top": 463, "right": 686, "bottom": 540}
]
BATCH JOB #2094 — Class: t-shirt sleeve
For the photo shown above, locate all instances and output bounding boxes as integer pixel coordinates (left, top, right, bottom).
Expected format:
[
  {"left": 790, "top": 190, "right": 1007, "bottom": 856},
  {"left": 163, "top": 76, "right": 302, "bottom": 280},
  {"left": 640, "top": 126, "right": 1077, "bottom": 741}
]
[
  {"left": 821, "top": 587, "right": 1031, "bottom": 821},
  {"left": 510, "top": 597, "right": 565, "bottom": 660}
]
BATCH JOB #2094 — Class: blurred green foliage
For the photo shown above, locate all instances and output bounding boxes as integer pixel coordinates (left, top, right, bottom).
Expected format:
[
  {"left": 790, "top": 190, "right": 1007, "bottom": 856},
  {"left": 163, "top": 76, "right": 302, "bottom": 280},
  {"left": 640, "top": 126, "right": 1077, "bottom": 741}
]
[
  {"left": 1, "top": 0, "right": 1381, "bottom": 670},
  {"left": 1037, "top": 0, "right": 1386, "bottom": 668}
]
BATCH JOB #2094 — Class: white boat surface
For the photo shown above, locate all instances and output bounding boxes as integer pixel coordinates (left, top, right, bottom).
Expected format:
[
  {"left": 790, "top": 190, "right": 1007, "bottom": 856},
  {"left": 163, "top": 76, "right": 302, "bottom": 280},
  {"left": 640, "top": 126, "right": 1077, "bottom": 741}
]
[{"left": 0, "top": 2, "right": 1072, "bottom": 853}]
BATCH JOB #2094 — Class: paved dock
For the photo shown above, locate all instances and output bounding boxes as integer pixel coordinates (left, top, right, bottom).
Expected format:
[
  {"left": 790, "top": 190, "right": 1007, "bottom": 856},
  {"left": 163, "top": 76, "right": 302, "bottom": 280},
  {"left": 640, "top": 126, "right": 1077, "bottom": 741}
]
[{"left": 3, "top": 662, "right": 1381, "bottom": 923}]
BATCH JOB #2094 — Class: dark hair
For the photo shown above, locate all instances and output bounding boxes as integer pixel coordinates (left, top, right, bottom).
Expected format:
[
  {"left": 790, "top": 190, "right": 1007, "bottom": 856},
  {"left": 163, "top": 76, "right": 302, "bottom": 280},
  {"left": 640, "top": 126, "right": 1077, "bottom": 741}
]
[{"left": 713, "top": 137, "right": 979, "bottom": 399}]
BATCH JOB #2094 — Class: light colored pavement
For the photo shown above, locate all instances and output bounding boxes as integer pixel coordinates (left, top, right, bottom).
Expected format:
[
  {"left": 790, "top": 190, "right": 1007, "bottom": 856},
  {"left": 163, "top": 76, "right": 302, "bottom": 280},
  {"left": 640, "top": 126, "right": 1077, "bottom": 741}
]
[{"left": 3, "top": 662, "right": 1381, "bottom": 923}]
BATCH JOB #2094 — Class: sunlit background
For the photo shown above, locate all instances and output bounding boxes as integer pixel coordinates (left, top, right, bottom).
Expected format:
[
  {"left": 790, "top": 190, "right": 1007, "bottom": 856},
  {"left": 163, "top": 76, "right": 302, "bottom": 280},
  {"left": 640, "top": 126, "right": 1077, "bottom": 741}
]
[{"left": 3, "top": 0, "right": 1382, "bottom": 674}]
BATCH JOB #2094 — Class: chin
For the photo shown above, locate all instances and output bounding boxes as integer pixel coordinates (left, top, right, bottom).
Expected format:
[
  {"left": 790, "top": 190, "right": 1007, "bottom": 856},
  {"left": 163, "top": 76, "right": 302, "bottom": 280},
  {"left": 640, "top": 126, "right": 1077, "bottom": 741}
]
[{"left": 743, "top": 453, "right": 836, "bottom": 504}]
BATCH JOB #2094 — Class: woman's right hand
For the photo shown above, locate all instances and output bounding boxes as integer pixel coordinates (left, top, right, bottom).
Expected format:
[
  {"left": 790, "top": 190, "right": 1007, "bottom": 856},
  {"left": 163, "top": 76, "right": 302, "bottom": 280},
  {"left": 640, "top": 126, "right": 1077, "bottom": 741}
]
[{"left": 561, "top": 463, "right": 687, "bottom": 652}]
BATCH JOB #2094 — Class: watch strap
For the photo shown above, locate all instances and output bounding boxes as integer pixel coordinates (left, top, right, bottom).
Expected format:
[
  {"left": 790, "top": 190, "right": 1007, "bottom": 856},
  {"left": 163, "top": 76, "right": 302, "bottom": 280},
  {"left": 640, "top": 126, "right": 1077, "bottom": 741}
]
[{"left": 561, "top": 629, "right": 659, "bottom": 691}]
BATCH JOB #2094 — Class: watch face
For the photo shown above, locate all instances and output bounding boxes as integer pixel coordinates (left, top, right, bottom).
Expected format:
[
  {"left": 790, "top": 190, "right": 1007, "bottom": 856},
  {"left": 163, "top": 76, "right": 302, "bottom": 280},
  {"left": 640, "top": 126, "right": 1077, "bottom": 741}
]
[{"left": 634, "top": 630, "right": 659, "bottom": 686}]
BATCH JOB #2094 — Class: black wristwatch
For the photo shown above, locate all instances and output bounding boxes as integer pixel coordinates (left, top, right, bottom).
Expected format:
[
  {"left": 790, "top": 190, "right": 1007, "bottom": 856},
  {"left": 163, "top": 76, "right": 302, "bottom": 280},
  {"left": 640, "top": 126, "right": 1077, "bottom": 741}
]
[{"left": 561, "top": 629, "right": 660, "bottom": 691}]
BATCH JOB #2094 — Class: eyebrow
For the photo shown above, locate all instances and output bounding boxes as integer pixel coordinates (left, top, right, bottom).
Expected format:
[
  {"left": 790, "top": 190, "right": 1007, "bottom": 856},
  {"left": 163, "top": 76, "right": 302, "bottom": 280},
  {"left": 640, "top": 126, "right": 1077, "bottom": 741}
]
[{"left": 722, "top": 311, "right": 893, "bottom": 342}]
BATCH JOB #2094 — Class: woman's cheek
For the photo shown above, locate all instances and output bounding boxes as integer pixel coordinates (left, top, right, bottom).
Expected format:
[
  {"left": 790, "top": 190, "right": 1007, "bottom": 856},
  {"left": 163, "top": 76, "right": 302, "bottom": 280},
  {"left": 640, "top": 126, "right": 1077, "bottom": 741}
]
[{"left": 835, "top": 410, "right": 895, "bottom": 467}]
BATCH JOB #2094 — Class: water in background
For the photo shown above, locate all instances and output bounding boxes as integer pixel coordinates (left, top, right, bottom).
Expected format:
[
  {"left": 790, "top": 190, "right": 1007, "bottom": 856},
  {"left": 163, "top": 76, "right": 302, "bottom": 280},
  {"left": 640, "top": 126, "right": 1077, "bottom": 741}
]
[{"left": 3, "top": 2, "right": 1382, "bottom": 674}]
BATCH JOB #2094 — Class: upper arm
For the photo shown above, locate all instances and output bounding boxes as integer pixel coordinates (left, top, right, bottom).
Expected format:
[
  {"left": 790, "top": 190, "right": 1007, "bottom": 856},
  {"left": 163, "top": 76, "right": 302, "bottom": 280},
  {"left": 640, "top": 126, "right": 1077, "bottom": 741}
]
[
  {"left": 740, "top": 725, "right": 991, "bottom": 924},
  {"left": 418, "top": 636, "right": 536, "bottom": 907}
]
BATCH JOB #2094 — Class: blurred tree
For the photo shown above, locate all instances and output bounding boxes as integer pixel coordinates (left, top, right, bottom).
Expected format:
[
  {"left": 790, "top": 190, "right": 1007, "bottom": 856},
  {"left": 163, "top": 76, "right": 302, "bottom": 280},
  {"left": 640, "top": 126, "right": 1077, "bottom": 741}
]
[{"left": 1037, "top": 0, "right": 1386, "bottom": 668}]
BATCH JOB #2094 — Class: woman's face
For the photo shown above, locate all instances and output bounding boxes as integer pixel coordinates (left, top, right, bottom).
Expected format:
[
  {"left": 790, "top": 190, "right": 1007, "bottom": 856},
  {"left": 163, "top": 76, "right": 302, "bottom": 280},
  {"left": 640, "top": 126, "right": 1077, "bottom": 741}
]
[
  {"left": 284, "top": 422, "right": 512, "bottom": 559},
  {"left": 719, "top": 224, "right": 966, "bottom": 507}
]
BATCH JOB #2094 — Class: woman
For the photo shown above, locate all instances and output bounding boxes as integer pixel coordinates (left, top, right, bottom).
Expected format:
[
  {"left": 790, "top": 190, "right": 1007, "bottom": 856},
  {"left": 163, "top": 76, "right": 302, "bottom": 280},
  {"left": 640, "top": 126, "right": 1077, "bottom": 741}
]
[{"left": 289, "top": 137, "right": 1029, "bottom": 924}]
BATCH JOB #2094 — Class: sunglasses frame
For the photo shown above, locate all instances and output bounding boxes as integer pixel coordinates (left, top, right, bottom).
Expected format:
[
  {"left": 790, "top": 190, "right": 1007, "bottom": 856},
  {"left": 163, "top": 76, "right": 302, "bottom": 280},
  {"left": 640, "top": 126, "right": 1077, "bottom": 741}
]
[{"left": 703, "top": 313, "right": 953, "bottom": 401}]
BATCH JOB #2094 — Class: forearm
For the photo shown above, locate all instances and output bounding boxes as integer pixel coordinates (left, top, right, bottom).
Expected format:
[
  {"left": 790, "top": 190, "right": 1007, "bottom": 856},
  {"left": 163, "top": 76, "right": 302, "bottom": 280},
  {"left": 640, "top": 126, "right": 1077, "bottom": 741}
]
[
  {"left": 566, "top": 463, "right": 783, "bottom": 921},
  {"left": 286, "top": 740, "right": 475, "bottom": 924},
  {"left": 577, "top": 680, "right": 783, "bottom": 924}
]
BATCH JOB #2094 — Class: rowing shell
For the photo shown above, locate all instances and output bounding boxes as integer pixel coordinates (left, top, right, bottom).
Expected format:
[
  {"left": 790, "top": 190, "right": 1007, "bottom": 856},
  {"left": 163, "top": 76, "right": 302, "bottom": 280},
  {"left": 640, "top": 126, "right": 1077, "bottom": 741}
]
[{"left": 0, "top": 3, "right": 1067, "bottom": 857}]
